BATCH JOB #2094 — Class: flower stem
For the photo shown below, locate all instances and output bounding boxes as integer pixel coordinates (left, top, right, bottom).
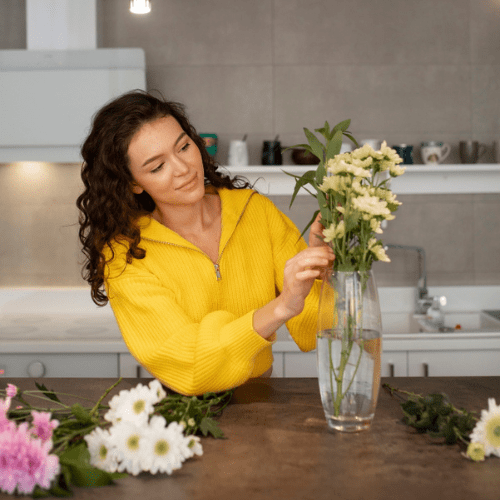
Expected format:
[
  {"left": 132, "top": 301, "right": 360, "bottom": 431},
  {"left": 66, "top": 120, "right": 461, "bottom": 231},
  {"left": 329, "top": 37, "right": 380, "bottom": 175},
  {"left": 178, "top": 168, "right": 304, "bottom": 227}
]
[{"left": 90, "top": 378, "right": 123, "bottom": 417}]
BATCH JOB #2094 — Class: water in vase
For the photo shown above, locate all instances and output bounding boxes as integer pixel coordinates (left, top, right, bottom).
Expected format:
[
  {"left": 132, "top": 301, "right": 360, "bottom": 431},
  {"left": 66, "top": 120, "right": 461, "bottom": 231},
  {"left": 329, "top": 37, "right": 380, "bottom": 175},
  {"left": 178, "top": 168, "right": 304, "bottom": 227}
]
[{"left": 317, "top": 330, "right": 382, "bottom": 432}]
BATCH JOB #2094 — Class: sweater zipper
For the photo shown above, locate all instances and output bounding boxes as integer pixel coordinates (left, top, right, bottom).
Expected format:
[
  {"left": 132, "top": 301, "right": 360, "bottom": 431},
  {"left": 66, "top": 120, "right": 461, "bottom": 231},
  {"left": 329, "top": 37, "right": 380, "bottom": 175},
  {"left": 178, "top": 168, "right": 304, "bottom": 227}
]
[
  {"left": 213, "top": 192, "right": 254, "bottom": 280},
  {"left": 142, "top": 192, "right": 255, "bottom": 281}
]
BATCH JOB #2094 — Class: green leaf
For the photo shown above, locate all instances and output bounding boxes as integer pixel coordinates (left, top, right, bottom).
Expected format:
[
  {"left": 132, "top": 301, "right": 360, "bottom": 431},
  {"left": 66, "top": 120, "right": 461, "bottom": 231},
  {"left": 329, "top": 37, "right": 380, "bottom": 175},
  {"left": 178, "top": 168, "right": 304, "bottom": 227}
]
[
  {"left": 60, "top": 443, "right": 121, "bottom": 489},
  {"left": 70, "top": 403, "right": 94, "bottom": 424},
  {"left": 314, "top": 121, "right": 331, "bottom": 140},
  {"left": 298, "top": 209, "right": 320, "bottom": 241},
  {"left": 283, "top": 143, "right": 314, "bottom": 155},
  {"left": 315, "top": 162, "right": 326, "bottom": 186},
  {"left": 66, "top": 464, "right": 117, "bottom": 488},
  {"left": 303, "top": 127, "right": 325, "bottom": 161},
  {"left": 331, "top": 119, "right": 351, "bottom": 136},
  {"left": 59, "top": 442, "right": 91, "bottom": 467},
  {"left": 285, "top": 169, "right": 317, "bottom": 208},
  {"left": 344, "top": 209, "right": 361, "bottom": 232},
  {"left": 343, "top": 132, "right": 359, "bottom": 149},
  {"left": 325, "top": 130, "right": 344, "bottom": 161},
  {"left": 35, "top": 382, "right": 61, "bottom": 403},
  {"left": 199, "top": 417, "right": 225, "bottom": 438}
]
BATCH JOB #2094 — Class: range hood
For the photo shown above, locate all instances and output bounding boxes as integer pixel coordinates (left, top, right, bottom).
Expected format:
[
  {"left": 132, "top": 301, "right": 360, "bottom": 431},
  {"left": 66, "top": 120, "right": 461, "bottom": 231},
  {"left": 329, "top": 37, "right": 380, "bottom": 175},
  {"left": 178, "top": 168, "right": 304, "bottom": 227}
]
[{"left": 0, "top": 0, "right": 146, "bottom": 163}]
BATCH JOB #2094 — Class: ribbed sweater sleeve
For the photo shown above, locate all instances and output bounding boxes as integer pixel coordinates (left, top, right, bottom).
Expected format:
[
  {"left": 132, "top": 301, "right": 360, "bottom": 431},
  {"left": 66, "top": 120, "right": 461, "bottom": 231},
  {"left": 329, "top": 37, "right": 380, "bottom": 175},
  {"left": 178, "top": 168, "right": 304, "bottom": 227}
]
[
  {"left": 106, "top": 267, "right": 271, "bottom": 396},
  {"left": 257, "top": 195, "right": 320, "bottom": 352}
]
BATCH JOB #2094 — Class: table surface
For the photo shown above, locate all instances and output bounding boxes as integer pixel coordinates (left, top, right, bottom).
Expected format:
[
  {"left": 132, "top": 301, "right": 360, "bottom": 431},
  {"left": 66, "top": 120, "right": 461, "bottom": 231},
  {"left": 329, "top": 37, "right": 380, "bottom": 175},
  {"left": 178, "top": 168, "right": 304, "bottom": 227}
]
[{"left": 1, "top": 377, "right": 500, "bottom": 500}]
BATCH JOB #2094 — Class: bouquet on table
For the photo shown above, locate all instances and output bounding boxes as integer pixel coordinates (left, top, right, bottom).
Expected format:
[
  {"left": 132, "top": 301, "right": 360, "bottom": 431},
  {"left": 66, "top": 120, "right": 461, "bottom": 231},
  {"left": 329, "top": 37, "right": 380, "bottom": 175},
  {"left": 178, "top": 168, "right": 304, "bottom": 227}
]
[
  {"left": 286, "top": 120, "right": 405, "bottom": 430},
  {"left": 0, "top": 379, "right": 232, "bottom": 497}
]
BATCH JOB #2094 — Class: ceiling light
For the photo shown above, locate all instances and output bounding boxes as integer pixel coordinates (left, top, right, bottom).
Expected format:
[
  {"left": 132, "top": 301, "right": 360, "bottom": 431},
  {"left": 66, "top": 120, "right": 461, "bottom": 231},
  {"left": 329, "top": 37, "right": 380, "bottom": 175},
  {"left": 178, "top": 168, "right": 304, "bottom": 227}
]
[{"left": 130, "top": 0, "right": 151, "bottom": 14}]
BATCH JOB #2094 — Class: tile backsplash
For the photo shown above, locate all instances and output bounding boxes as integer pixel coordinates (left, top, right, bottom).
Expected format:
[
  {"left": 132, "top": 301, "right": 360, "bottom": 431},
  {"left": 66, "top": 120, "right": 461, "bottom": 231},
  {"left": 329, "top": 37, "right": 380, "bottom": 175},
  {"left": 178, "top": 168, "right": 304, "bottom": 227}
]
[{"left": 1, "top": 0, "right": 499, "bottom": 288}]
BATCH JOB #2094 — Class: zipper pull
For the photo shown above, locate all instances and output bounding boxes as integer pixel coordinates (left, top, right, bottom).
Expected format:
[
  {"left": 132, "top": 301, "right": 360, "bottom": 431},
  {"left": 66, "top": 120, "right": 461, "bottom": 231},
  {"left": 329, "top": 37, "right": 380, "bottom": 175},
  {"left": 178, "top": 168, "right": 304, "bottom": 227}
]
[{"left": 214, "top": 263, "right": 221, "bottom": 281}]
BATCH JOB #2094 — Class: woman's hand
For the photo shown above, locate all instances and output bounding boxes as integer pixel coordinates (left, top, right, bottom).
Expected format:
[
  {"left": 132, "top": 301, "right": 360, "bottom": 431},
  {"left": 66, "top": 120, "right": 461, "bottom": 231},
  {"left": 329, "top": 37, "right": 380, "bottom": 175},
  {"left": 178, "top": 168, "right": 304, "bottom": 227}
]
[
  {"left": 252, "top": 215, "right": 335, "bottom": 340},
  {"left": 309, "top": 213, "right": 329, "bottom": 248},
  {"left": 277, "top": 245, "right": 335, "bottom": 319}
]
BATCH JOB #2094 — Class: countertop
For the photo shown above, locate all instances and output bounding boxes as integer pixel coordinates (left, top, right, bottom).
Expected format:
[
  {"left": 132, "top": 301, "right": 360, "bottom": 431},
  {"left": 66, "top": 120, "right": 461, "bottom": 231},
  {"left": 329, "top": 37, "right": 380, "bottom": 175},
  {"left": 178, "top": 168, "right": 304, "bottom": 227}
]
[{"left": 1, "top": 377, "right": 499, "bottom": 500}]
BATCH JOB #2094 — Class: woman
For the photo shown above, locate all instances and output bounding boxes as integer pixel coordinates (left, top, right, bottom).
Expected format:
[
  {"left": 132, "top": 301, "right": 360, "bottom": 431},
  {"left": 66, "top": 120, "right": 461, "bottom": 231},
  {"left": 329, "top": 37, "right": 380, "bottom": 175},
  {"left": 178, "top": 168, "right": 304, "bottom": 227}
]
[{"left": 77, "top": 90, "right": 334, "bottom": 396}]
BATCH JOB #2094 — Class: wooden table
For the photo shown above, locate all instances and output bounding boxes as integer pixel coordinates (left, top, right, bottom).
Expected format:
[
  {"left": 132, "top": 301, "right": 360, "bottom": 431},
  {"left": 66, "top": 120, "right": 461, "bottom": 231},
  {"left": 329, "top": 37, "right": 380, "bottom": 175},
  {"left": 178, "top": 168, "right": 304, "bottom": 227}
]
[{"left": 1, "top": 377, "right": 499, "bottom": 500}]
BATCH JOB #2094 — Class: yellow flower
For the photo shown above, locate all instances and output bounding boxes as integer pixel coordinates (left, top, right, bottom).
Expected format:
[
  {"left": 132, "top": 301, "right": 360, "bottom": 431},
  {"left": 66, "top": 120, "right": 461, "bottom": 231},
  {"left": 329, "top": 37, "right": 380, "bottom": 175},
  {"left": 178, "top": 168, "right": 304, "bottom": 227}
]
[
  {"left": 389, "top": 163, "right": 406, "bottom": 177},
  {"left": 380, "top": 141, "right": 403, "bottom": 164},
  {"left": 323, "top": 221, "right": 345, "bottom": 243},
  {"left": 319, "top": 174, "right": 351, "bottom": 194},
  {"left": 368, "top": 238, "right": 390, "bottom": 262},
  {"left": 351, "top": 193, "right": 392, "bottom": 220},
  {"left": 327, "top": 158, "right": 371, "bottom": 178},
  {"left": 351, "top": 143, "right": 378, "bottom": 160},
  {"left": 465, "top": 442, "right": 486, "bottom": 462},
  {"left": 469, "top": 398, "right": 500, "bottom": 457},
  {"left": 351, "top": 178, "right": 369, "bottom": 196},
  {"left": 370, "top": 219, "right": 383, "bottom": 234}
]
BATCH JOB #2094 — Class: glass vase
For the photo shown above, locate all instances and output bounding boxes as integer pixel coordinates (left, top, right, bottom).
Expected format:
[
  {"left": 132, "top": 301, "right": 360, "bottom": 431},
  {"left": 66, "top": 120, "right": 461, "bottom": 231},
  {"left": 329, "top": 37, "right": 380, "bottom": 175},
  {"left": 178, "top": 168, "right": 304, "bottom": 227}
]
[{"left": 317, "top": 269, "right": 382, "bottom": 432}]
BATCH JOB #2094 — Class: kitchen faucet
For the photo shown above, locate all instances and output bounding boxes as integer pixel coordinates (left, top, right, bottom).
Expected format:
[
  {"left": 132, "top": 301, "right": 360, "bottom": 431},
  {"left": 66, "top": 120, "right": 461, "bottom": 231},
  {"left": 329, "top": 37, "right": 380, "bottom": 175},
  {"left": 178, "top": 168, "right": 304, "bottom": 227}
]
[{"left": 384, "top": 244, "right": 440, "bottom": 315}]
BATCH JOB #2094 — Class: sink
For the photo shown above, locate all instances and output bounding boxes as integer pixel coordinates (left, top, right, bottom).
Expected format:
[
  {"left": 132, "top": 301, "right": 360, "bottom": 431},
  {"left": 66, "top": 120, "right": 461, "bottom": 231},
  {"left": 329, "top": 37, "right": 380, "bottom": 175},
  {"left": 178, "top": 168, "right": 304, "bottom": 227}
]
[
  {"left": 414, "top": 310, "right": 500, "bottom": 333},
  {"left": 275, "top": 311, "right": 500, "bottom": 341}
]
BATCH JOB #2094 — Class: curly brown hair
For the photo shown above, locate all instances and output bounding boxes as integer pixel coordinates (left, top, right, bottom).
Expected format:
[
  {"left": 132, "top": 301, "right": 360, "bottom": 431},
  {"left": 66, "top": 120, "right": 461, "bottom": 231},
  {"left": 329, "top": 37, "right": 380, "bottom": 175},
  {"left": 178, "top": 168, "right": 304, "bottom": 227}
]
[{"left": 76, "top": 90, "right": 251, "bottom": 306}]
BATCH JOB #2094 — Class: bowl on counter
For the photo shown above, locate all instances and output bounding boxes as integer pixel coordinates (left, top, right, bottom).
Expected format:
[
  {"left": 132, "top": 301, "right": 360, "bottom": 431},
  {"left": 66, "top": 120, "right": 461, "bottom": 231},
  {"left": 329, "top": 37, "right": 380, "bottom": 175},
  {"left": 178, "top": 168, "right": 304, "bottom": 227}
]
[{"left": 291, "top": 148, "right": 320, "bottom": 165}]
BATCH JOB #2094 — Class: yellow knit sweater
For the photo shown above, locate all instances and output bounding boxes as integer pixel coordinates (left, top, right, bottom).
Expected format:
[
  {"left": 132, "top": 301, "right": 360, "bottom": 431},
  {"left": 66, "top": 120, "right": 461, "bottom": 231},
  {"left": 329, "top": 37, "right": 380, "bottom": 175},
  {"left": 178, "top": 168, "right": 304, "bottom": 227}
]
[{"left": 104, "top": 188, "right": 320, "bottom": 395}]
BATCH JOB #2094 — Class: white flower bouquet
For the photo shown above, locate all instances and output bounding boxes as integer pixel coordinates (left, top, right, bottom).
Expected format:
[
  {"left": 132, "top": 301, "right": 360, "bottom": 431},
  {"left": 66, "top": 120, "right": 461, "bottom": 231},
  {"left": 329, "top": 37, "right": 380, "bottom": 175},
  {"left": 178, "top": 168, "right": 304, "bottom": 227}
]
[{"left": 0, "top": 379, "right": 232, "bottom": 497}]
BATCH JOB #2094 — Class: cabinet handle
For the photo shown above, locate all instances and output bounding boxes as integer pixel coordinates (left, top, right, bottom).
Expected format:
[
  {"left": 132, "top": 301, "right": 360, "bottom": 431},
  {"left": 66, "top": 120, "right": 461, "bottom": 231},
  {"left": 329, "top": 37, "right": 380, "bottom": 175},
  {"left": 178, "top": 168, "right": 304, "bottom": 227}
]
[
  {"left": 388, "top": 363, "right": 395, "bottom": 377},
  {"left": 136, "top": 365, "right": 141, "bottom": 378},
  {"left": 28, "top": 360, "right": 46, "bottom": 378},
  {"left": 423, "top": 363, "right": 429, "bottom": 377}
]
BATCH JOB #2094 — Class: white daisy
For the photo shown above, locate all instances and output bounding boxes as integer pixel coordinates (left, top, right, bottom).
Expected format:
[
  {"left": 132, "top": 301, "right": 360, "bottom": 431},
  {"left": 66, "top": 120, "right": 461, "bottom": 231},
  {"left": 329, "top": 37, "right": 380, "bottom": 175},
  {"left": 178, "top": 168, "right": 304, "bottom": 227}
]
[
  {"left": 84, "top": 427, "right": 120, "bottom": 473},
  {"left": 180, "top": 435, "right": 203, "bottom": 460},
  {"left": 142, "top": 417, "right": 185, "bottom": 475},
  {"left": 105, "top": 384, "right": 156, "bottom": 425},
  {"left": 148, "top": 379, "right": 167, "bottom": 403},
  {"left": 109, "top": 421, "right": 149, "bottom": 475},
  {"left": 469, "top": 398, "right": 500, "bottom": 457}
]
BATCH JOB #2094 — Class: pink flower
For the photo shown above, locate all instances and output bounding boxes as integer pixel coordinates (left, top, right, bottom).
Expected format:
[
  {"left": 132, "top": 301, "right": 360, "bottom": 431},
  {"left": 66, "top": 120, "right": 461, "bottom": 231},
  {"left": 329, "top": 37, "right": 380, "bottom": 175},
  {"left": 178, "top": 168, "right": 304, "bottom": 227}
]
[
  {"left": 6, "top": 384, "right": 18, "bottom": 398},
  {"left": 31, "top": 411, "right": 59, "bottom": 443},
  {"left": 0, "top": 398, "right": 15, "bottom": 434},
  {"left": 0, "top": 423, "right": 60, "bottom": 495}
]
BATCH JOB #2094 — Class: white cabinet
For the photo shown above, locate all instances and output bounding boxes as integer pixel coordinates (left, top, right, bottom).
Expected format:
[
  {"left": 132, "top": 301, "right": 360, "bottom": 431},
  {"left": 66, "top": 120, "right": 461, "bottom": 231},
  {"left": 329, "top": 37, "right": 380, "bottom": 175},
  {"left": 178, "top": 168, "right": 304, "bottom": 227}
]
[
  {"left": 273, "top": 334, "right": 500, "bottom": 378},
  {"left": 408, "top": 350, "right": 500, "bottom": 377},
  {"left": 381, "top": 351, "right": 408, "bottom": 377},
  {"left": 0, "top": 353, "right": 118, "bottom": 378},
  {"left": 284, "top": 352, "right": 317, "bottom": 377},
  {"left": 119, "top": 352, "right": 286, "bottom": 379},
  {"left": 282, "top": 350, "right": 408, "bottom": 378},
  {"left": 119, "top": 353, "right": 154, "bottom": 378}
]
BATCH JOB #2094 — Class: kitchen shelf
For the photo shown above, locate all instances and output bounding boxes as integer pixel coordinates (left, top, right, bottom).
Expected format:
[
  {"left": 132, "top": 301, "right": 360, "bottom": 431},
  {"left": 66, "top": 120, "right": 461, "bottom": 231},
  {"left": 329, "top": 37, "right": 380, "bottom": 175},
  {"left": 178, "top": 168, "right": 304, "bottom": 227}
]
[{"left": 224, "top": 164, "right": 500, "bottom": 195}]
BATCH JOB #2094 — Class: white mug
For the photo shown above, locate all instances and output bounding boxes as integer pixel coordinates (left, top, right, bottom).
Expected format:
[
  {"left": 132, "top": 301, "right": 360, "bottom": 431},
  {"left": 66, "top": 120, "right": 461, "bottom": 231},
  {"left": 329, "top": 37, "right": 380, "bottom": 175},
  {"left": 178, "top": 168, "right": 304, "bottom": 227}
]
[
  {"left": 421, "top": 141, "right": 450, "bottom": 164},
  {"left": 228, "top": 140, "right": 249, "bottom": 166}
]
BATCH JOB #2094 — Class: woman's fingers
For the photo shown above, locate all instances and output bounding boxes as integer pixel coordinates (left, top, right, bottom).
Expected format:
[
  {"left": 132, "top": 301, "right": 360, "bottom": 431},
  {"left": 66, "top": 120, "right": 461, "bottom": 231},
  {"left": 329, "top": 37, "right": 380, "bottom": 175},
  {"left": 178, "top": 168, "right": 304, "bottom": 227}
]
[
  {"left": 295, "top": 268, "right": 322, "bottom": 280},
  {"left": 309, "top": 213, "right": 327, "bottom": 247}
]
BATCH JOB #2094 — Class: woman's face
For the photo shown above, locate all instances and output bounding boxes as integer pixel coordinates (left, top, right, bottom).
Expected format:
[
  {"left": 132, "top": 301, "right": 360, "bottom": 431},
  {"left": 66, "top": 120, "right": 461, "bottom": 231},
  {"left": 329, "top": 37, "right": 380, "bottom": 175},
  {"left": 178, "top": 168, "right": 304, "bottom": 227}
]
[{"left": 127, "top": 115, "right": 205, "bottom": 208}]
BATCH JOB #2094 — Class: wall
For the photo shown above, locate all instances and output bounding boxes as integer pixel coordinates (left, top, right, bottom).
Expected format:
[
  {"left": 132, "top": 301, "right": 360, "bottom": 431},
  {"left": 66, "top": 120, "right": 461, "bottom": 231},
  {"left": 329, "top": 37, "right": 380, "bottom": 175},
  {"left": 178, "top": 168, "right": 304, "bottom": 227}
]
[{"left": 0, "top": 0, "right": 499, "bottom": 287}]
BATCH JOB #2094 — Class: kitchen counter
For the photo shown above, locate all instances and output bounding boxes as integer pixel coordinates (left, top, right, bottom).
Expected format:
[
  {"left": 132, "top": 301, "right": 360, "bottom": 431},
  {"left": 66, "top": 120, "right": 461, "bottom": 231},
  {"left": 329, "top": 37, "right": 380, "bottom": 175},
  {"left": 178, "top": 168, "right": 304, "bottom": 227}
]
[{"left": 1, "top": 376, "right": 499, "bottom": 500}]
